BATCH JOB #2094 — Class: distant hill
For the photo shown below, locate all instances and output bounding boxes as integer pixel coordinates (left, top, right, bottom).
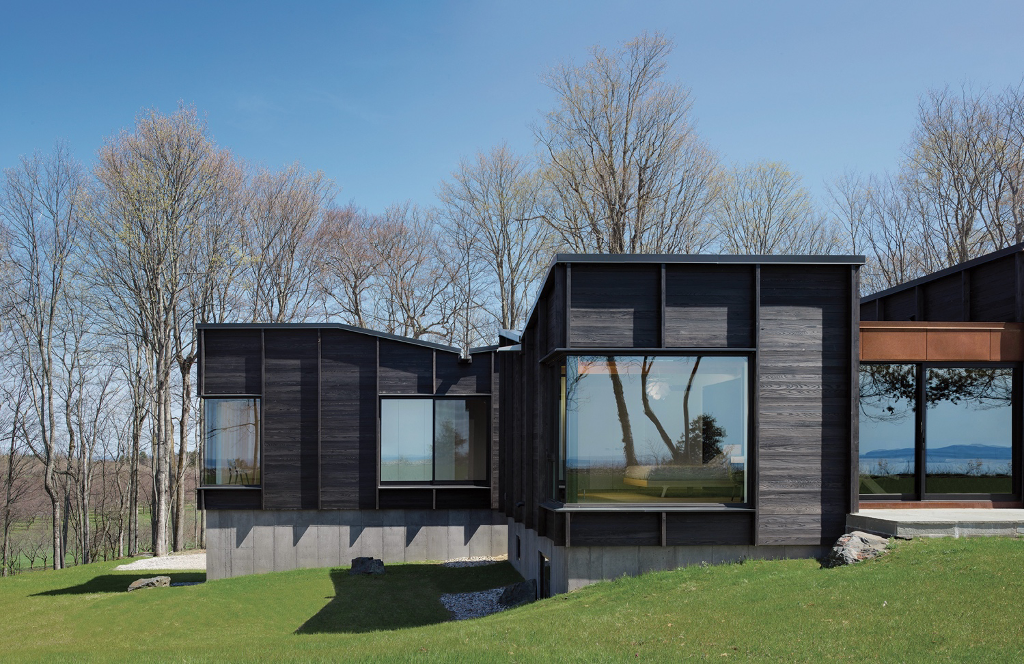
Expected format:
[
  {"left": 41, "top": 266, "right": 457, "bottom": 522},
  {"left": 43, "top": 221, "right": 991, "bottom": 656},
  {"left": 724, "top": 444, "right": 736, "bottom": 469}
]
[{"left": 862, "top": 444, "right": 1011, "bottom": 460}]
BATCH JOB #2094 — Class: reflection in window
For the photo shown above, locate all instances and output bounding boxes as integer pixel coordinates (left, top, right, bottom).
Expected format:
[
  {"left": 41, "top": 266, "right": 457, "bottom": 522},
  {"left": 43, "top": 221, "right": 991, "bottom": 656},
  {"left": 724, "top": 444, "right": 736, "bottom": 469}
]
[
  {"left": 563, "top": 356, "right": 747, "bottom": 504},
  {"left": 381, "top": 399, "right": 432, "bottom": 481},
  {"left": 434, "top": 399, "right": 488, "bottom": 481},
  {"left": 859, "top": 364, "right": 916, "bottom": 494},
  {"left": 380, "top": 398, "right": 489, "bottom": 483},
  {"left": 926, "top": 367, "right": 1013, "bottom": 494},
  {"left": 204, "top": 399, "right": 260, "bottom": 486}
]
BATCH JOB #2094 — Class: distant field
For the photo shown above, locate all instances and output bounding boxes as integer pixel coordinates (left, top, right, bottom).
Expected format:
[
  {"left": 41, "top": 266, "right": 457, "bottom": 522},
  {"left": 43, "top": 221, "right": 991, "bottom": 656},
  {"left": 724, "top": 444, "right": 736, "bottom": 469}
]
[{"left": 0, "top": 537, "right": 1022, "bottom": 661}]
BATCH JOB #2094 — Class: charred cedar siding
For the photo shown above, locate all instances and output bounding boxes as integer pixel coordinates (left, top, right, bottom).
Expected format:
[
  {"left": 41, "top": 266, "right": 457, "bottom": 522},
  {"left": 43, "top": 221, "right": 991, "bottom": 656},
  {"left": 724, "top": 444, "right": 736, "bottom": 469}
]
[
  {"left": 201, "top": 329, "right": 262, "bottom": 395},
  {"left": 320, "top": 329, "right": 377, "bottom": 510},
  {"left": 570, "top": 264, "right": 660, "bottom": 347},
  {"left": 861, "top": 249, "right": 1024, "bottom": 323},
  {"left": 664, "top": 265, "right": 755, "bottom": 348},
  {"left": 757, "top": 265, "right": 852, "bottom": 545},
  {"left": 378, "top": 340, "right": 434, "bottom": 394},
  {"left": 263, "top": 330, "right": 320, "bottom": 510},
  {"left": 434, "top": 350, "right": 491, "bottom": 395},
  {"left": 201, "top": 488, "right": 262, "bottom": 510}
]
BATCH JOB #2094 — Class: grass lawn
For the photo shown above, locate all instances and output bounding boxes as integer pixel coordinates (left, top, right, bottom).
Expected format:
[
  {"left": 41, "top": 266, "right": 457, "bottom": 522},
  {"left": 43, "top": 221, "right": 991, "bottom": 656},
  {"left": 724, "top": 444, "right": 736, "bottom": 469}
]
[{"left": 0, "top": 537, "right": 1022, "bottom": 662}]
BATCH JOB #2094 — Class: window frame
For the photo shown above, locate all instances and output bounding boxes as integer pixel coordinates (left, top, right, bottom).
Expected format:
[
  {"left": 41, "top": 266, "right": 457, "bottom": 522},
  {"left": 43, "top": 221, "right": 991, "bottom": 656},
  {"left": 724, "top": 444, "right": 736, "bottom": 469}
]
[
  {"left": 200, "top": 395, "right": 263, "bottom": 488},
  {"left": 378, "top": 395, "right": 491, "bottom": 487},
  {"left": 859, "top": 361, "right": 1022, "bottom": 502},
  {"left": 556, "top": 352, "right": 754, "bottom": 508}
]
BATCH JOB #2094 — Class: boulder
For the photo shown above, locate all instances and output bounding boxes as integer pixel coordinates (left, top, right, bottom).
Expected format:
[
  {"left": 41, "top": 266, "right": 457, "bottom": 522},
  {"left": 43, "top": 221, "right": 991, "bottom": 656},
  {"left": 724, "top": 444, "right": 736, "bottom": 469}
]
[
  {"left": 127, "top": 576, "right": 171, "bottom": 592},
  {"left": 497, "top": 579, "right": 537, "bottom": 608},
  {"left": 825, "top": 531, "right": 889, "bottom": 568},
  {"left": 349, "top": 557, "right": 386, "bottom": 575}
]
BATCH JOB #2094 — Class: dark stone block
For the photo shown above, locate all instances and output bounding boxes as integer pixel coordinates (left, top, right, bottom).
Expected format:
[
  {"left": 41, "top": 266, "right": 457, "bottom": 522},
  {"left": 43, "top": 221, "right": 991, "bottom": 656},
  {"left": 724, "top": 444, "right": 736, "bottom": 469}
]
[{"left": 349, "top": 557, "right": 385, "bottom": 575}]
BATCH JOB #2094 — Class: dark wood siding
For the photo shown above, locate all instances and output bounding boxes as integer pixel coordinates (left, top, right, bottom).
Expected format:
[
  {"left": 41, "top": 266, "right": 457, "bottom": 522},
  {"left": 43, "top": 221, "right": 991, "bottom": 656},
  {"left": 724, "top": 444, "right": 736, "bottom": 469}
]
[
  {"left": 665, "top": 511, "right": 753, "bottom": 545},
  {"left": 202, "top": 329, "right": 262, "bottom": 395},
  {"left": 922, "top": 273, "right": 963, "bottom": 321},
  {"left": 320, "top": 329, "right": 377, "bottom": 509},
  {"left": 971, "top": 255, "right": 1016, "bottom": 321},
  {"left": 664, "top": 265, "right": 755, "bottom": 348},
  {"left": 757, "top": 265, "right": 852, "bottom": 545},
  {"left": 883, "top": 288, "right": 917, "bottom": 321},
  {"left": 379, "top": 340, "right": 433, "bottom": 394},
  {"left": 569, "top": 512, "right": 661, "bottom": 546},
  {"left": 569, "top": 265, "right": 660, "bottom": 347},
  {"left": 262, "top": 330, "right": 320, "bottom": 510},
  {"left": 434, "top": 351, "right": 491, "bottom": 395},
  {"left": 199, "top": 489, "right": 262, "bottom": 510}
]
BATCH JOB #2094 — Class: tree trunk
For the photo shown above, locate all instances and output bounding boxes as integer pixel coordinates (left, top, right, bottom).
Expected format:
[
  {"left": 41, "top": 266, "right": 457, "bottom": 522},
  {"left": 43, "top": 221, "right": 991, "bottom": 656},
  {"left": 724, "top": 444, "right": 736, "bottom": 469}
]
[{"left": 606, "top": 357, "right": 638, "bottom": 466}]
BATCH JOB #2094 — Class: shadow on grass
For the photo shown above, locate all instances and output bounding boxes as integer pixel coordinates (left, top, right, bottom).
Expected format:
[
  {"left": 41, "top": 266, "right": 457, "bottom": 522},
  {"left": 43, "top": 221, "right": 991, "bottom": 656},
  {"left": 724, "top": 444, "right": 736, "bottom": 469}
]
[
  {"left": 32, "top": 572, "right": 207, "bottom": 596},
  {"left": 297, "top": 562, "right": 522, "bottom": 634}
]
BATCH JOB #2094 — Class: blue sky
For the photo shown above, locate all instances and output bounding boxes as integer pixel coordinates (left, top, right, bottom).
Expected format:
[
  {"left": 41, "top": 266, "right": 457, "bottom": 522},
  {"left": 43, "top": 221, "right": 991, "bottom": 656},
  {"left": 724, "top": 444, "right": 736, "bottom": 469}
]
[{"left": 3, "top": 1, "right": 1024, "bottom": 214}]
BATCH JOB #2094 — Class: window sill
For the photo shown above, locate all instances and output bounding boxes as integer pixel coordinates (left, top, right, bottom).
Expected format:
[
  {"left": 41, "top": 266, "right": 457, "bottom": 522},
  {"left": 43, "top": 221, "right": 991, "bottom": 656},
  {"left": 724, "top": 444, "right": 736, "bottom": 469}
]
[
  {"left": 198, "top": 485, "right": 261, "bottom": 490},
  {"left": 378, "top": 484, "right": 490, "bottom": 490},
  {"left": 540, "top": 500, "right": 753, "bottom": 513}
]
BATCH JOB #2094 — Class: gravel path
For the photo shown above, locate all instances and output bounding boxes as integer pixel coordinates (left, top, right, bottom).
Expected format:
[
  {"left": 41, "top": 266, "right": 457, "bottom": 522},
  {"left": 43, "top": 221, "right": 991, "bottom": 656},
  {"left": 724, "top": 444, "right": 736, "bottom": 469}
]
[{"left": 115, "top": 552, "right": 206, "bottom": 571}]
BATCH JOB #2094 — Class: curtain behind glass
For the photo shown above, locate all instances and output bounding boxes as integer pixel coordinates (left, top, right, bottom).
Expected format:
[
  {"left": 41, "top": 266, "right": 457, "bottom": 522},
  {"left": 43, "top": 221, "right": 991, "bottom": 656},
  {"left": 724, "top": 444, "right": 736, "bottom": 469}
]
[{"left": 204, "top": 399, "right": 260, "bottom": 486}]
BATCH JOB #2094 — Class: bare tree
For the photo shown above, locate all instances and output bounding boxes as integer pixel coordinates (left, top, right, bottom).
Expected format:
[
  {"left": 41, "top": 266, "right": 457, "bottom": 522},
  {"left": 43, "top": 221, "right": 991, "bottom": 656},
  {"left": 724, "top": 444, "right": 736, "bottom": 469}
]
[
  {"left": 0, "top": 379, "right": 32, "bottom": 576},
  {"left": 317, "top": 204, "right": 380, "bottom": 328},
  {"left": 536, "top": 32, "right": 720, "bottom": 254},
  {"left": 716, "top": 160, "right": 836, "bottom": 255},
  {"left": 438, "top": 144, "right": 550, "bottom": 335},
  {"left": 89, "top": 105, "right": 232, "bottom": 557},
  {"left": 241, "top": 162, "right": 333, "bottom": 323},
  {"left": 368, "top": 203, "right": 453, "bottom": 339},
  {"left": 1, "top": 143, "right": 83, "bottom": 569}
]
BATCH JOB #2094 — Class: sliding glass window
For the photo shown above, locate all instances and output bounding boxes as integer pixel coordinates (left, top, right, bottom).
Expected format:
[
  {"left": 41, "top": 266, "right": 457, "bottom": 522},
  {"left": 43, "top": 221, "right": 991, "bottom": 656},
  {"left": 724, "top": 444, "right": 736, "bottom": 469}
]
[
  {"left": 562, "top": 355, "right": 748, "bottom": 504},
  {"left": 204, "top": 398, "right": 261, "bottom": 486},
  {"left": 380, "top": 398, "right": 488, "bottom": 484},
  {"left": 859, "top": 363, "right": 1018, "bottom": 499}
]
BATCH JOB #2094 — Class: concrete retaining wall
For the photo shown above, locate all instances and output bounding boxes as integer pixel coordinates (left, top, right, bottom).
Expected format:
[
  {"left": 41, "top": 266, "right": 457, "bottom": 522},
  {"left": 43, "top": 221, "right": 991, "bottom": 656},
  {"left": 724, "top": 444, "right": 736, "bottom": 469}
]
[
  {"left": 206, "top": 509, "right": 508, "bottom": 580},
  {"left": 508, "top": 519, "right": 827, "bottom": 594}
]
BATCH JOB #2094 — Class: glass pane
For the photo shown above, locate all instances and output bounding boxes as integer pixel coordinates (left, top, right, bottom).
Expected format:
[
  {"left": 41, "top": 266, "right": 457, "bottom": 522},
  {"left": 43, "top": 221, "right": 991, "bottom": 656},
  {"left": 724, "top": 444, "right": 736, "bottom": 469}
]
[
  {"left": 859, "top": 364, "right": 916, "bottom": 494},
  {"left": 926, "top": 367, "right": 1013, "bottom": 494},
  {"left": 434, "top": 399, "right": 488, "bottom": 481},
  {"left": 564, "top": 355, "right": 747, "bottom": 504},
  {"left": 204, "top": 399, "right": 260, "bottom": 486},
  {"left": 380, "top": 399, "right": 433, "bottom": 481}
]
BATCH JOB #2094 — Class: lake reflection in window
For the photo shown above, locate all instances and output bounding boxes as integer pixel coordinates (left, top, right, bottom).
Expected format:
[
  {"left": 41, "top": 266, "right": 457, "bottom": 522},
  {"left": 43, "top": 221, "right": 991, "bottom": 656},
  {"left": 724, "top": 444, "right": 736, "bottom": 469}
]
[
  {"left": 925, "top": 367, "right": 1013, "bottom": 494},
  {"left": 859, "top": 364, "right": 916, "bottom": 495}
]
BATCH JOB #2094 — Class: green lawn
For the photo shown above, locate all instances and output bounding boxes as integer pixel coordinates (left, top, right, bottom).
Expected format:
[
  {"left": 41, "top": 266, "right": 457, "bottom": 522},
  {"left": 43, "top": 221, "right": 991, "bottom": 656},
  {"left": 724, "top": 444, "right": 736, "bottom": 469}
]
[{"left": 0, "top": 537, "right": 1022, "bottom": 662}]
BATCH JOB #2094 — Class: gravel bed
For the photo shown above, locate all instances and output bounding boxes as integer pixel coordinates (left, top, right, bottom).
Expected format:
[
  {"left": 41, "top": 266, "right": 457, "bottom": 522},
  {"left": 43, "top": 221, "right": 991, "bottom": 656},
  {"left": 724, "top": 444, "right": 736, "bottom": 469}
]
[
  {"left": 441, "top": 555, "right": 507, "bottom": 568},
  {"left": 115, "top": 552, "right": 206, "bottom": 571},
  {"left": 439, "top": 588, "right": 508, "bottom": 620}
]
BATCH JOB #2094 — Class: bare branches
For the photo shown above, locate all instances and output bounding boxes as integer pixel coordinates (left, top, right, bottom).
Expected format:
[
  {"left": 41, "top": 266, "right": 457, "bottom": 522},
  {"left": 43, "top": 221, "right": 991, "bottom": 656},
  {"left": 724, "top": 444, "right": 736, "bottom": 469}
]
[{"left": 536, "top": 32, "right": 720, "bottom": 254}]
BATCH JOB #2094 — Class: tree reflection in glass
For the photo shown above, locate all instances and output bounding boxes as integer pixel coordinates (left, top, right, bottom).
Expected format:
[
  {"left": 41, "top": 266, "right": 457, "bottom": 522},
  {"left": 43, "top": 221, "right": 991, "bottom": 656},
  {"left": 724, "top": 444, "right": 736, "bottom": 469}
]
[
  {"left": 925, "top": 367, "right": 1012, "bottom": 494},
  {"left": 859, "top": 364, "right": 916, "bottom": 494},
  {"left": 563, "top": 356, "right": 747, "bottom": 504}
]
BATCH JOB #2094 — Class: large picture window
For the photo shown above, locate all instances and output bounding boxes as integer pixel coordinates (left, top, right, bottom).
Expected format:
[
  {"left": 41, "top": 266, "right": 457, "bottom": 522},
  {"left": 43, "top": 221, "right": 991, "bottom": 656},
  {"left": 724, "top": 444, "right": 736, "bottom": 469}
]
[
  {"left": 860, "top": 363, "right": 1017, "bottom": 498},
  {"left": 562, "top": 355, "right": 748, "bottom": 504},
  {"left": 204, "top": 398, "right": 260, "bottom": 486},
  {"left": 380, "top": 398, "right": 488, "bottom": 484}
]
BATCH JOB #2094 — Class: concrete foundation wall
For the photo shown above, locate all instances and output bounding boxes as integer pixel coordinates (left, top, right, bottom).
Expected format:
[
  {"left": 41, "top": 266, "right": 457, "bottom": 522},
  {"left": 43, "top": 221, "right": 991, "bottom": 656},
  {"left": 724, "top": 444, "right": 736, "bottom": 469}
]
[
  {"left": 508, "top": 519, "right": 827, "bottom": 594},
  {"left": 206, "top": 509, "right": 508, "bottom": 580}
]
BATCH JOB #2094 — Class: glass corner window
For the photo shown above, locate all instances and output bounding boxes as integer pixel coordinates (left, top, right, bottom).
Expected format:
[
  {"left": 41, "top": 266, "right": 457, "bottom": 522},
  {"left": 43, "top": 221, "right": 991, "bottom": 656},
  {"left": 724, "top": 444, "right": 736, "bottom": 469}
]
[
  {"left": 204, "top": 398, "right": 261, "bottom": 486},
  {"left": 561, "top": 355, "right": 748, "bottom": 504}
]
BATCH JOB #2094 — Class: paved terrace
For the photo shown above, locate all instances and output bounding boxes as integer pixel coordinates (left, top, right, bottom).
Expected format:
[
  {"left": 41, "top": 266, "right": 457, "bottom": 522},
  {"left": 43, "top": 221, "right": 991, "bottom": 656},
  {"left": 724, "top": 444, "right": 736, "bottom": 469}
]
[{"left": 848, "top": 509, "right": 1024, "bottom": 539}]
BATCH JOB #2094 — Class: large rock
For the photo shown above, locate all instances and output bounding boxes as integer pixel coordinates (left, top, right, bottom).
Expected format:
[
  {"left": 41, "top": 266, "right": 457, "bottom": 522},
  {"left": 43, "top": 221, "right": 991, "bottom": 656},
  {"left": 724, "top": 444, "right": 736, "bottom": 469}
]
[
  {"left": 497, "top": 579, "right": 536, "bottom": 608},
  {"left": 825, "top": 531, "right": 889, "bottom": 568},
  {"left": 349, "top": 557, "right": 385, "bottom": 576},
  {"left": 127, "top": 576, "right": 171, "bottom": 592}
]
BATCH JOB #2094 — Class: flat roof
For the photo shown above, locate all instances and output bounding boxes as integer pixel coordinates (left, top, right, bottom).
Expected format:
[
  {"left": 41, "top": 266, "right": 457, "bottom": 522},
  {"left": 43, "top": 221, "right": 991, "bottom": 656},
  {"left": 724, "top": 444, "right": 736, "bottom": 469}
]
[{"left": 196, "top": 322, "right": 497, "bottom": 355}]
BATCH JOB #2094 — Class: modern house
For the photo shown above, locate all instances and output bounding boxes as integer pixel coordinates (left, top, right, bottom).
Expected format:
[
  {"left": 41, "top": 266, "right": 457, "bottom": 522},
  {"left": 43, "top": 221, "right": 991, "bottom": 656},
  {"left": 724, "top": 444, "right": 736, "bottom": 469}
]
[{"left": 197, "top": 246, "right": 1024, "bottom": 595}]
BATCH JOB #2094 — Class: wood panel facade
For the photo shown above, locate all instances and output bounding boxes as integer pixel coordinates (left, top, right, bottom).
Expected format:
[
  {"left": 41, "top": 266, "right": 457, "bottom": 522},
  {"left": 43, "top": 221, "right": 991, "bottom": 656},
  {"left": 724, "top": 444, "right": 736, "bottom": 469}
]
[
  {"left": 501, "top": 255, "right": 863, "bottom": 550},
  {"left": 198, "top": 324, "right": 498, "bottom": 511}
]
